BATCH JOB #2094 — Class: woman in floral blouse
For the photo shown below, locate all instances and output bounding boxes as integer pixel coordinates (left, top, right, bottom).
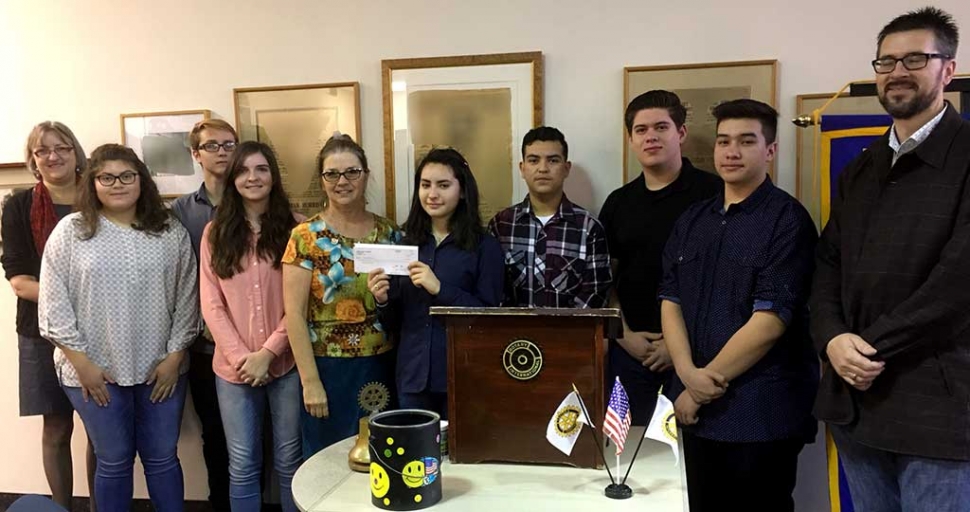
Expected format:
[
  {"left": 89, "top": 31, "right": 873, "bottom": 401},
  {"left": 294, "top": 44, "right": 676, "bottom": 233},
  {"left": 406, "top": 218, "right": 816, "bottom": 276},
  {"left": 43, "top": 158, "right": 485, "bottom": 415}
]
[{"left": 282, "top": 134, "right": 401, "bottom": 458}]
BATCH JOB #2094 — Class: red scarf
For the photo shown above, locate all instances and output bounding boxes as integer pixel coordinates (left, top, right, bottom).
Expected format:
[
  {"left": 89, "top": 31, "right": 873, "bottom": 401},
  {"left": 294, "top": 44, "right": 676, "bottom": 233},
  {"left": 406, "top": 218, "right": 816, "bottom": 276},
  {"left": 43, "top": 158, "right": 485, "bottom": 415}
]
[{"left": 30, "top": 181, "right": 60, "bottom": 255}]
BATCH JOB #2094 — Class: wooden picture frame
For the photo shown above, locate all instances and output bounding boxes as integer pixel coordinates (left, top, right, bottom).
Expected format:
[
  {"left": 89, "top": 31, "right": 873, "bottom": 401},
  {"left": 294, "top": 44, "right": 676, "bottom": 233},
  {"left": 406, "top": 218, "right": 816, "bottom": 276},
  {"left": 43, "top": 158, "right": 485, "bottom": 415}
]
[
  {"left": 382, "top": 51, "right": 543, "bottom": 222},
  {"left": 234, "top": 82, "right": 361, "bottom": 217},
  {"left": 0, "top": 162, "right": 35, "bottom": 189},
  {"left": 623, "top": 59, "right": 778, "bottom": 183},
  {"left": 0, "top": 162, "right": 36, "bottom": 247},
  {"left": 120, "top": 109, "right": 211, "bottom": 198}
]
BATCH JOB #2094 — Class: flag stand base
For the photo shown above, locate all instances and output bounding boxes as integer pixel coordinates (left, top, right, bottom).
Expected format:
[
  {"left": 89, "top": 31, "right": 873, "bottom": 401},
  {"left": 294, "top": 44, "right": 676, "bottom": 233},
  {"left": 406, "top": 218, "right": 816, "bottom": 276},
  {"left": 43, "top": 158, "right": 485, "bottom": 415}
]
[{"left": 604, "top": 483, "right": 633, "bottom": 499}]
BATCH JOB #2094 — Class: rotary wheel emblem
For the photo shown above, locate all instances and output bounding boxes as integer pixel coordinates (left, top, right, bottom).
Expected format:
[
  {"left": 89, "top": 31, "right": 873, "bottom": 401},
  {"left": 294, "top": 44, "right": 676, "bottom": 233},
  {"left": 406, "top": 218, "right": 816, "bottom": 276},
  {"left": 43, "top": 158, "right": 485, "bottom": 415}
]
[
  {"left": 502, "top": 339, "right": 543, "bottom": 381},
  {"left": 662, "top": 411, "right": 678, "bottom": 441},
  {"left": 358, "top": 381, "right": 390, "bottom": 414},
  {"left": 555, "top": 406, "right": 581, "bottom": 437}
]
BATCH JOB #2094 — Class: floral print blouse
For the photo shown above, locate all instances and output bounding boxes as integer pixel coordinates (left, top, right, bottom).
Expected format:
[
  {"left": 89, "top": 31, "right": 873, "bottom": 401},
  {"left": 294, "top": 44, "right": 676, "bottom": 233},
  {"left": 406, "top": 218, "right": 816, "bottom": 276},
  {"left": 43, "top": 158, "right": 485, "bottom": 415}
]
[{"left": 282, "top": 213, "right": 402, "bottom": 358}]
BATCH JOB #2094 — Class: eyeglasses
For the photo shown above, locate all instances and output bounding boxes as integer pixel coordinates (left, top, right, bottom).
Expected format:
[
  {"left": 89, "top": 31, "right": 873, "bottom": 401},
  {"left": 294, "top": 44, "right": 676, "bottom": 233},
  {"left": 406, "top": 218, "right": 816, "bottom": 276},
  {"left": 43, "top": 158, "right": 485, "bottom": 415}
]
[
  {"left": 32, "top": 146, "right": 74, "bottom": 159},
  {"left": 96, "top": 171, "right": 139, "bottom": 187},
  {"left": 321, "top": 167, "right": 367, "bottom": 183},
  {"left": 197, "top": 141, "right": 237, "bottom": 153},
  {"left": 872, "top": 52, "right": 951, "bottom": 74}
]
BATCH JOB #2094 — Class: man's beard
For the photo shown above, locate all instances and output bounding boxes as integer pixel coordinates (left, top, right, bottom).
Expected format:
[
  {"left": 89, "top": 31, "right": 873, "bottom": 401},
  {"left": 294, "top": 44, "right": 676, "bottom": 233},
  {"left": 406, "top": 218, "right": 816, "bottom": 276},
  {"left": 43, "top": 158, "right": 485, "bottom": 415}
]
[{"left": 878, "top": 78, "right": 939, "bottom": 120}]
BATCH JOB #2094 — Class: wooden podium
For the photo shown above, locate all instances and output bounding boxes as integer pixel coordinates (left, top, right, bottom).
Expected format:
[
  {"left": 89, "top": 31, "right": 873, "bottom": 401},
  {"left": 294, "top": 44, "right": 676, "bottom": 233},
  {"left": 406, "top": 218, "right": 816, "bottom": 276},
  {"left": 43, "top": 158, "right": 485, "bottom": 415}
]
[{"left": 431, "top": 307, "right": 619, "bottom": 469}]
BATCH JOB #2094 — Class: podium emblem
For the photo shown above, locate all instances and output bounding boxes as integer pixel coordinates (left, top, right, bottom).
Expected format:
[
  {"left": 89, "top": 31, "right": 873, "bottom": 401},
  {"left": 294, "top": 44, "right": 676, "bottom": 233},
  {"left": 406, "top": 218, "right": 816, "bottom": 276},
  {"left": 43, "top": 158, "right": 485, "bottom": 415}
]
[{"left": 502, "top": 339, "right": 543, "bottom": 380}]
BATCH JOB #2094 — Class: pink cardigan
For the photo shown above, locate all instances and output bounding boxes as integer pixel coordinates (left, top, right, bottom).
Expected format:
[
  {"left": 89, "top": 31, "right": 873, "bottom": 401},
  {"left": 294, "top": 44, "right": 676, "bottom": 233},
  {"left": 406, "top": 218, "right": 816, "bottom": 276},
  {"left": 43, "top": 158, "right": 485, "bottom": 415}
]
[{"left": 199, "top": 219, "right": 302, "bottom": 384}]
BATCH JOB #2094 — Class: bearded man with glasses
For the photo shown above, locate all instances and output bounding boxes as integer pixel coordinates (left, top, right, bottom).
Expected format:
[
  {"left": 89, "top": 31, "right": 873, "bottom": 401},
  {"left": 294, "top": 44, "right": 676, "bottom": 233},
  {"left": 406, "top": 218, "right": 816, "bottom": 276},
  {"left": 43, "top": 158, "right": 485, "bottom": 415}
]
[{"left": 811, "top": 7, "right": 970, "bottom": 510}]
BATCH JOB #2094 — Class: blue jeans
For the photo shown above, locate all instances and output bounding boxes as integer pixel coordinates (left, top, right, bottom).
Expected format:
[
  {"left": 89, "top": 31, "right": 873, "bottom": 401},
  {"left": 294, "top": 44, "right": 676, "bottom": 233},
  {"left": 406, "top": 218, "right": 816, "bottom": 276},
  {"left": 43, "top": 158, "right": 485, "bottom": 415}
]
[
  {"left": 216, "top": 370, "right": 302, "bottom": 512},
  {"left": 832, "top": 426, "right": 970, "bottom": 511},
  {"left": 63, "top": 376, "right": 187, "bottom": 512}
]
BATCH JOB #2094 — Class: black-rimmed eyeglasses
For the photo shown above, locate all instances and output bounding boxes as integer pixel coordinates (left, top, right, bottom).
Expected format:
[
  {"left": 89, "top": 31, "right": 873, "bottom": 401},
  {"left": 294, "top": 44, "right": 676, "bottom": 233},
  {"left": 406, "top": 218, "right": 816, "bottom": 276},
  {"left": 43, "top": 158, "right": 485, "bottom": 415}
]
[
  {"left": 96, "top": 171, "right": 139, "bottom": 186},
  {"left": 872, "top": 52, "right": 951, "bottom": 74},
  {"left": 321, "top": 167, "right": 367, "bottom": 183},
  {"left": 197, "top": 142, "right": 238, "bottom": 153}
]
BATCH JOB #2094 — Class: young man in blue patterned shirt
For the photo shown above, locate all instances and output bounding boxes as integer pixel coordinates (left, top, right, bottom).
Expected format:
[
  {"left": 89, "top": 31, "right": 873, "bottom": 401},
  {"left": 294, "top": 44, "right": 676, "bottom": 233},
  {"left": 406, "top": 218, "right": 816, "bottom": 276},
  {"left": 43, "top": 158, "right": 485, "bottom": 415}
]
[
  {"left": 659, "top": 100, "right": 819, "bottom": 512},
  {"left": 488, "top": 126, "right": 612, "bottom": 309}
]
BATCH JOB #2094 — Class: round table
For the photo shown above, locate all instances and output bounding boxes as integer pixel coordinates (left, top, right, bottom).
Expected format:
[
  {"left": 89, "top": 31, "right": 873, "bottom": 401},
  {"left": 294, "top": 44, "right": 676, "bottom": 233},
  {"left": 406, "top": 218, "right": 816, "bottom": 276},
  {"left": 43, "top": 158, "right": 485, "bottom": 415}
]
[{"left": 293, "top": 427, "right": 687, "bottom": 511}]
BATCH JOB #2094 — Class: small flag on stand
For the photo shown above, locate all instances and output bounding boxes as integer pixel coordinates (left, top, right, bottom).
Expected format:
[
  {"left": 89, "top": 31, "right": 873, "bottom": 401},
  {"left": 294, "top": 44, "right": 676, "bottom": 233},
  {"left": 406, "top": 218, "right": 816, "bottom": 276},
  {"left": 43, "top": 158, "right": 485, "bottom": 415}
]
[
  {"left": 545, "top": 391, "right": 589, "bottom": 455},
  {"left": 603, "top": 377, "right": 631, "bottom": 455},
  {"left": 644, "top": 393, "right": 679, "bottom": 465}
]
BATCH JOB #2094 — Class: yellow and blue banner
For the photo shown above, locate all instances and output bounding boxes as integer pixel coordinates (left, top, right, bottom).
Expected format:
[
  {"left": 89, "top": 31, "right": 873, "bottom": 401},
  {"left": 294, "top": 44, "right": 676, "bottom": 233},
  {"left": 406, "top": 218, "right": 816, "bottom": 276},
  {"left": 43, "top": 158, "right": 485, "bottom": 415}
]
[
  {"left": 819, "top": 115, "right": 890, "bottom": 226},
  {"left": 820, "top": 114, "right": 891, "bottom": 512}
]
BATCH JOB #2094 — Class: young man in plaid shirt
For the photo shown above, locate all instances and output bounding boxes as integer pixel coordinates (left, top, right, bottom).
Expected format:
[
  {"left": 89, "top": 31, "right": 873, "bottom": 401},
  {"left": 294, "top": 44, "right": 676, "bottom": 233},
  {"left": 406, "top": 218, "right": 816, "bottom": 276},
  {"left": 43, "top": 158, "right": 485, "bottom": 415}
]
[{"left": 487, "top": 126, "right": 612, "bottom": 308}]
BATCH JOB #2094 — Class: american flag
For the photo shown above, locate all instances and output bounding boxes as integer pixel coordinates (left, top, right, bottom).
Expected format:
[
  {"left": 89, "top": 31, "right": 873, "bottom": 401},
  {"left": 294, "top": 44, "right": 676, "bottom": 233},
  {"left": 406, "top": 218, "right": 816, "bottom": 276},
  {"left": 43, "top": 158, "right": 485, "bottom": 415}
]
[{"left": 603, "top": 377, "right": 631, "bottom": 455}]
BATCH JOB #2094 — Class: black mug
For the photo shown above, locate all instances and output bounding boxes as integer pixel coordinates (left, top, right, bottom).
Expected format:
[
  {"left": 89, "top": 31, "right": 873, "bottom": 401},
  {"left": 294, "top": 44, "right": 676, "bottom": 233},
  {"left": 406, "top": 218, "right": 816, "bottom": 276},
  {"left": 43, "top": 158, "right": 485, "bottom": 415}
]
[{"left": 369, "top": 409, "right": 443, "bottom": 510}]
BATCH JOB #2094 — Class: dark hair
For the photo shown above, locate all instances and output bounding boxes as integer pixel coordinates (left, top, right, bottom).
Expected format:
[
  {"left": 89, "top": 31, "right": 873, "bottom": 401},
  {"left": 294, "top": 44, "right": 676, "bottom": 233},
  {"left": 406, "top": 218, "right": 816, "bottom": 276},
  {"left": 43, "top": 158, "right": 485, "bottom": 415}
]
[
  {"left": 522, "top": 126, "right": 568, "bottom": 160},
  {"left": 878, "top": 6, "right": 959, "bottom": 58},
  {"left": 207, "top": 141, "right": 297, "bottom": 279},
  {"left": 316, "top": 133, "right": 368, "bottom": 208},
  {"left": 74, "top": 144, "right": 170, "bottom": 240},
  {"left": 624, "top": 90, "right": 688, "bottom": 134},
  {"left": 317, "top": 133, "right": 368, "bottom": 175},
  {"left": 403, "top": 148, "right": 483, "bottom": 251},
  {"left": 712, "top": 99, "right": 779, "bottom": 144}
]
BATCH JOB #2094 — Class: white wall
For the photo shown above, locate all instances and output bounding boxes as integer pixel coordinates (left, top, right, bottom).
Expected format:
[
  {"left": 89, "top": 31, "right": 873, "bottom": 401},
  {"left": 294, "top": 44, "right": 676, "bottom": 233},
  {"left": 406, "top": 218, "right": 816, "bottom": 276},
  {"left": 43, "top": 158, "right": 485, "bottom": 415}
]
[{"left": 3, "top": 0, "right": 969, "bottom": 508}]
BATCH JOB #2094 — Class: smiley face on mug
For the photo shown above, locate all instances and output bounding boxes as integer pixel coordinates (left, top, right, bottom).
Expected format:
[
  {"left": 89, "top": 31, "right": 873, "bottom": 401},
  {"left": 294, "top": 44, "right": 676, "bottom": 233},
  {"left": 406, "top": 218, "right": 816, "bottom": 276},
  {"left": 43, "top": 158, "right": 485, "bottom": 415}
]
[{"left": 370, "top": 463, "right": 390, "bottom": 498}]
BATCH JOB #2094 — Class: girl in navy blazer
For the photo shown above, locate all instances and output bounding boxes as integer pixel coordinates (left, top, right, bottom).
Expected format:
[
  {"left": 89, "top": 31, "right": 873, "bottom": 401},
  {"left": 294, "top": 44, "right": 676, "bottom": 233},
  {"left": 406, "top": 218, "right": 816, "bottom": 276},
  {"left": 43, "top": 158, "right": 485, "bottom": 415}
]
[{"left": 368, "top": 148, "right": 503, "bottom": 419}]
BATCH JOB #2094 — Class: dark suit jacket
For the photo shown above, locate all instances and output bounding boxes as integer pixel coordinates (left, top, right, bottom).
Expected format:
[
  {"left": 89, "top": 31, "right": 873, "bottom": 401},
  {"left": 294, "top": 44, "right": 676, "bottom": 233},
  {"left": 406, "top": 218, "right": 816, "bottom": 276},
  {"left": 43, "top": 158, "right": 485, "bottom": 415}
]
[{"left": 811, "top": 104, "right": 970, "bottom": 460}]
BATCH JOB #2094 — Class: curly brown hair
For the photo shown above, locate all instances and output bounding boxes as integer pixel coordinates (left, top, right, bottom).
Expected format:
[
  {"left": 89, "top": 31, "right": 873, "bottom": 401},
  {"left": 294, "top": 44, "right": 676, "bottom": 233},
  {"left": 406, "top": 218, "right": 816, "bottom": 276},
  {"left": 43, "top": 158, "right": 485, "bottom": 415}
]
[{"left": 74, "top": 144, "right": 171, "bottom": 240}]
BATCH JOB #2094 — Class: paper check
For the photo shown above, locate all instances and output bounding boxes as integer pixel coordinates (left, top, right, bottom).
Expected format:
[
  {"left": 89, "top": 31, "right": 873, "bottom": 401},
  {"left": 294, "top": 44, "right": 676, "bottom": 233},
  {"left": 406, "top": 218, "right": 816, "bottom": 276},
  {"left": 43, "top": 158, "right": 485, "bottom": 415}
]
[{"left": 353, "top": 244, "right": 419, "bottom": 276}]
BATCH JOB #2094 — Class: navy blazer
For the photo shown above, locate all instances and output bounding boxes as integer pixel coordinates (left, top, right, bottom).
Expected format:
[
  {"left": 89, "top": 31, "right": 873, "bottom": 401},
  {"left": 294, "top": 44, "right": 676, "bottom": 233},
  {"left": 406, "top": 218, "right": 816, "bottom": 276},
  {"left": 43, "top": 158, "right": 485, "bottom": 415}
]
[{"left": 378, "top": 233, "right": 504, "bottom": 394}]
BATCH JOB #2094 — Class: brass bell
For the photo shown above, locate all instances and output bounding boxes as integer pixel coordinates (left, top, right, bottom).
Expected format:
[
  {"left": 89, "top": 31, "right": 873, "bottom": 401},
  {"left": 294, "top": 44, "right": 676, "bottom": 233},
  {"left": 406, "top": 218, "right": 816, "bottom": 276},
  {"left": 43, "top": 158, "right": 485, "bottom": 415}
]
[{"left": 348, "top": 416, "right": 371, "bottom": 472}]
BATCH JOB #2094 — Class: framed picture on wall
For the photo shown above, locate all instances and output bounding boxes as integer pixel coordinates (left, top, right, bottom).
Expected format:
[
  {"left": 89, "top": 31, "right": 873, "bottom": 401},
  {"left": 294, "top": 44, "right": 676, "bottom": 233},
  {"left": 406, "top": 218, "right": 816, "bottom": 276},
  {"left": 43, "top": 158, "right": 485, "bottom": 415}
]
[
  {"left": 121, "top": 109, "right": 210, "bottom": 198},
  {"left": 234, "top": 82, "right": 361, "bottom": 218},
  {"left": 623, "top": 59, "right": 778, "bottom": 183},
  {"left": 0, "top": 162, "right": 35, "bottom": 189},
  {"left": 382, "top": 51, "right": 543, "bottom": 223},
  {"left": 0, "top": 162, "right": 36, "bottom": 248},
  {"left": 794, "top": 90, "right": 961, "bottom": 227}
]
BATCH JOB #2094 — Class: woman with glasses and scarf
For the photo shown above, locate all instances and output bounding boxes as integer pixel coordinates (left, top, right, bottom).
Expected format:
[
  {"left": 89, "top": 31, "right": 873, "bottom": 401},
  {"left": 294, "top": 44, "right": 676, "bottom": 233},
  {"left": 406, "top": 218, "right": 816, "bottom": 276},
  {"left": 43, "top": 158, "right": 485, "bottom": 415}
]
[{"left": 1, "top": 121, "right": 97, "bottom": 511}]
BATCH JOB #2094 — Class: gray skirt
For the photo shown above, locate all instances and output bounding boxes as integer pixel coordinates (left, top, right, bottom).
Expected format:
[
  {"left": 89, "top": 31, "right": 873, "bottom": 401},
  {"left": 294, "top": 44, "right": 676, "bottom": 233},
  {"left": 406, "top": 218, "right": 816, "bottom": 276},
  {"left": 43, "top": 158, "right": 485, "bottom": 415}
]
[{"left": 18, "top": 334, "right": 73, "bottom": 416}]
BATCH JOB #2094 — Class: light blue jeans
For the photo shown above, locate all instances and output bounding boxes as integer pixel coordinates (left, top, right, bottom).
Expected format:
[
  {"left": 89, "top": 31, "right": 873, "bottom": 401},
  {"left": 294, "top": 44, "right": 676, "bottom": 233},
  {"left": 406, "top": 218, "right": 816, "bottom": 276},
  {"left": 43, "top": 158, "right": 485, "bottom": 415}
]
[
  {"left": 832, "top": 426, "right": 970, "bottom": 511},
  {"left": 63, "top": 377, "right": 187, "bottom": 512},
  {"left": 215, "top": 369, "right": 302, "bottom": 512}
]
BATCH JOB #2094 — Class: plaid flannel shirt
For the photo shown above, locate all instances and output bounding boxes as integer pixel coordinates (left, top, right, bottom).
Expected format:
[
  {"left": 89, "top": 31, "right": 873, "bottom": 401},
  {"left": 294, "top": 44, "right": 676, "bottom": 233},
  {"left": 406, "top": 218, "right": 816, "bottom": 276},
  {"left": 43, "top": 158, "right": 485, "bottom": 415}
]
[{"left": 487, "top": 195, "right": 612, "bottom": 308}]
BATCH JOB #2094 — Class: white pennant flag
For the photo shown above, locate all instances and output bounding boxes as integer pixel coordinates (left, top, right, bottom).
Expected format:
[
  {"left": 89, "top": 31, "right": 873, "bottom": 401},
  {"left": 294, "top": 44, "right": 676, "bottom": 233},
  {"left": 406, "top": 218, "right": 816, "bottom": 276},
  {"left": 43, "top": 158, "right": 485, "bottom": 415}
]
[
  {"left": 546, "top": 391, "right": 589, "bottom": 456},
  {"left": 644, "top": 393, "right": 680, "bottom": 465}
]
